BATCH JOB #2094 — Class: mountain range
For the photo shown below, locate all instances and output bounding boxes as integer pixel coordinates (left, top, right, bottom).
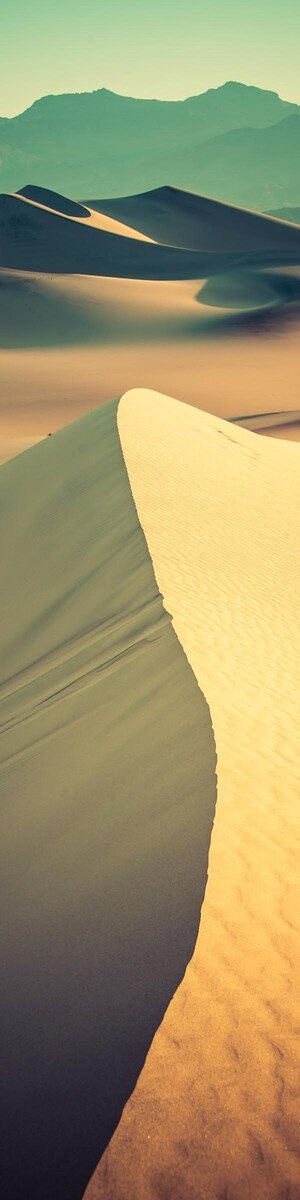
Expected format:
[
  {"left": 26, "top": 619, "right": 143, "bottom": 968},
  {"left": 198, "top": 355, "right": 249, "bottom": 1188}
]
[{"left": 0, "top": 82, "right": 300, "bottom": 210}]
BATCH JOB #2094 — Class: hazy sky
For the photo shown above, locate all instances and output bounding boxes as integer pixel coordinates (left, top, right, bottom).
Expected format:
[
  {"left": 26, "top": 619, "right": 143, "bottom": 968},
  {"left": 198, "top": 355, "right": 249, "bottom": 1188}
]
[{"left": 1, "top": 0, "right": 299, "bottom": 117}]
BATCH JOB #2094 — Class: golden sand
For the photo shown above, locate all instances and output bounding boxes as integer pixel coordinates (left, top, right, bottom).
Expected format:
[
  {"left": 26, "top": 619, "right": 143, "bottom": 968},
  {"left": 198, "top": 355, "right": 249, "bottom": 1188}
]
[
  {"left": 85, "top": 389, "right": 300, "bottom": 1200},
  {"left": 13, "top": 192, "right": 152, "bottom": 241}
]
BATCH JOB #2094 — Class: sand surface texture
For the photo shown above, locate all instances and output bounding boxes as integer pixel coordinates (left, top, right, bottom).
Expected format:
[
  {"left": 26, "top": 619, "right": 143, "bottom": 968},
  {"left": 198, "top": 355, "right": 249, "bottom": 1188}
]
[
  {"left": 0, "top": 399, "right": 216, "bottom": 1200},
  {"left": 85, "top": 389, "right": 300, "bottom": 1200},
  {"left": 1, "top": 185, "right": 300, "bottom": 462}
]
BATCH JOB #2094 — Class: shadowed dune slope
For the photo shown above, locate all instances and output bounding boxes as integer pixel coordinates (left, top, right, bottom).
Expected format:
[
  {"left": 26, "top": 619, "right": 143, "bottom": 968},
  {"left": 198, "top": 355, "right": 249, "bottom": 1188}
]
[
  {"left": 85, "top": 186, "right": 300, "bottom": 253},
  {"left": 1, "top": 191, "right": 300, "bottom": 278},
  {"left": 0, "top": 192, "right": 214, "bottom": 279},
  {"left": 87, "top": 390, "right": 300, "bottom": 1200},
  {"left": 0, "top": 399, "right": 216, "bottom": 1200},
  {"left": 17, "top": 183, "right": 89, "bottom": 218}
]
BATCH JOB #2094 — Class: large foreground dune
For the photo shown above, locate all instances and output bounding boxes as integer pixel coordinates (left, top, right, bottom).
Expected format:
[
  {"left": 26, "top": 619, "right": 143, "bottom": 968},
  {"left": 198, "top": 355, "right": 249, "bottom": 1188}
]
[
  {"left": 85, "top": 388, "right": 300, "bottom": 1200},
  {"left": 1, "top": 159, "right": 299, "bottom": 1197},
  {"left": 0, "top": 183, "right": 300, "bottom": 463},
  {"left": 0, "top": 399, "right": 216, "bottom": 1200}
]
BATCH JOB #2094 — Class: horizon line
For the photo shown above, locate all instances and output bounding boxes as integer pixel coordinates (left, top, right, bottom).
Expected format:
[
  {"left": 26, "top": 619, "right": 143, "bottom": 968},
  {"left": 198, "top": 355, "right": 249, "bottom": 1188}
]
[{"left": 2, "top": 78, "right": 299, "bottom": 121}]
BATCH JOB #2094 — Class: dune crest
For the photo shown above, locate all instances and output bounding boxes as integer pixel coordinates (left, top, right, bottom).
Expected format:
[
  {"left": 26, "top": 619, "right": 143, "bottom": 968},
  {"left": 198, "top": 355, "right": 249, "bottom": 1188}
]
[
  {"left": 0, "top": 399, "right": 216, "bottom": 1200},
  {"left": 85, "top": 388, "right": 300, "bottom": 1200},
  {"left": 16, "top": 184, "right": 153, "bottom": 240},
  {"left": 87, "top": 185, "right": 300, "bottom": 252},
  {"left": 17, "top": 184, "right": 90, "bottom": 218}
]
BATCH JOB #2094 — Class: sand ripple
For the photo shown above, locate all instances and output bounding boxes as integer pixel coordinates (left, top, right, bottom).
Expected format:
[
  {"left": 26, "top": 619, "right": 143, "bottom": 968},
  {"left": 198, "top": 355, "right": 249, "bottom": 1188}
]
[{"left": 86, "top": 390, "right": 300, "bottom": 1200}]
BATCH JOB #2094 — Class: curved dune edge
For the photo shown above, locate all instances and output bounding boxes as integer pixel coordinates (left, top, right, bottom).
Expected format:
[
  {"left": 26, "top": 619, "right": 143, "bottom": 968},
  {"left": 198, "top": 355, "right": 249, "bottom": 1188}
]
[
  {"left": 0, "top": 398, "right": 216, "bottom": 1200},
  {"left": 83, "top": 186, "right": 300, "bottom": 254},
  {"left": 14, "top": 189, "right": 153, "bottom": 242},
  {"left": 86, "top": 389, "right": 300, "bottom": 1199},
  {"left": 230, "top": 410, "right": 300, "bottom": 442}
]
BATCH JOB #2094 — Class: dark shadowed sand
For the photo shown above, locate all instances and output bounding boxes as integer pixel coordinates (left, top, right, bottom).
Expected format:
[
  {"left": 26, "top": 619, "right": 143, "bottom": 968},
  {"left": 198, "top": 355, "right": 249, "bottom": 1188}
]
[
  {"left": 85, "top": 185, "right": 300, "bottom": 252},
  {"left": 0, "top": 399, "right": 216, "bottom": 1200},
  {"left": 17, "top": 184, "right": 90, "bottom": 218}
]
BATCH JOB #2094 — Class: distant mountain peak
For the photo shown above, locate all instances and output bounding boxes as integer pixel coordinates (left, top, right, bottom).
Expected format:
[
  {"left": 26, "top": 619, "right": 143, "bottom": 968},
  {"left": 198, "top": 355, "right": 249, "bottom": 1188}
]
[
  {"left": 220, "top": 80, "right": 279, "bottom": 95},
  {"left": 0, "top": 82, "right": 299, "bottom": 211}
]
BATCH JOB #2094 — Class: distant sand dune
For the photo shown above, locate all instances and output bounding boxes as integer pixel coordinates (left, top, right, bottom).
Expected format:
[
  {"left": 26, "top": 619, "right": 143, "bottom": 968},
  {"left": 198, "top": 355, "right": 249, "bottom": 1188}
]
[
  {"left": 230, "top": 409, "right": 300, "bottom": 440},
  {"left": 84, "top": 389, "right": 300, "bottom": 1200},
  {"left": 86, "top": 185, "right": 300, "bottom": 253},
  {"left": 17, "top": 184, "right": 90, "bottom": 218},
  {"left": 0, "top": 184, "right": 299, "bottom": 466},
  {"left": 1, "top": 265, "right": 299, "bottom": 462},
  {"left": 1, "top": 191, "right": 300, "bottom": 278},
  {"left": 16, "top": 184, "right": 153, "bottom": 241}
]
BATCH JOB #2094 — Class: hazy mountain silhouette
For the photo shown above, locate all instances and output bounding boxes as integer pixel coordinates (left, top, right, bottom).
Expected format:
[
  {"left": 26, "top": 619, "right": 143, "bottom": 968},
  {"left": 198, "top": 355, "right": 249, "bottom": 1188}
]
[
  {"left": 266, "top": 206, "right": 300, "bottom": 224},
  {"left": 0, "top": 82, "right": 299, "bottom": 208}
]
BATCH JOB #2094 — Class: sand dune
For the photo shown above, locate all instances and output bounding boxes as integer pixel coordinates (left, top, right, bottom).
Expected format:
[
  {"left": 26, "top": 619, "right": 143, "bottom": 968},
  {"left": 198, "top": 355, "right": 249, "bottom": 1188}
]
[
  {"left": 0, "top": 183, "right": 299, "bottom": 467},
  {"left": 1, "top": 189, "right": 300, "bottom": 278},
  {"left": 1, "top": 154, "right": 299, "bottom": 1200},
  {"left": 0, "top": 399, "right": 216, "bottom": 1200},
  {"left": 0, "top": 192, "right": 222, "bottom": 279},
  {"left": 86, "top": 185, "right": 300, "bottom": 253},
  {"left": 1, "top": 265, "right": 299, "bottom": 462},
  {"left": 230, "top": 409, "right": 300, "bottom": 440},
  {"left": 17, "top": 183, "right": 90, "bottom": 218},
  {"left": 16, "top": 184, "right": 153, "bottom": 240},
  {"left": 85, "top": 388, "right": 300, "bottom": 1200}
]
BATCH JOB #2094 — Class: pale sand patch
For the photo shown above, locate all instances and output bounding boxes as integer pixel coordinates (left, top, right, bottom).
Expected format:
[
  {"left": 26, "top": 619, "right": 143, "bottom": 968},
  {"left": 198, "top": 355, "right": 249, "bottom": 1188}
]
[
  {"left": 86, "top": 207, "right": 153, "bottom": 241},
  {"left": 86, "top": 390, "right": 300, "bottom": 1200}
]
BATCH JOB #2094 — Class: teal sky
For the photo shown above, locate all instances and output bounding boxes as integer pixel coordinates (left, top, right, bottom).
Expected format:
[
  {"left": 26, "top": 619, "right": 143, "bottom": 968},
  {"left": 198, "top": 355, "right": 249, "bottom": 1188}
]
[{"left": 1, "top": 0, "right": 299, "bottom": 117}]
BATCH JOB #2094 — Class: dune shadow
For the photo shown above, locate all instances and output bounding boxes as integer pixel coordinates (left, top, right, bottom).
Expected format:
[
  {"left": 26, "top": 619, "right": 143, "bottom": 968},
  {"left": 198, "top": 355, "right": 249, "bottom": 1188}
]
[
  {"left": 17, "top": 184, "right": 89, "bottom": 219},
  {"left": 0, "top": 401, "right": 217, "bottom": 1200},
  {"left": 195, "top": 269, "right": 300, "bottom": 338}
]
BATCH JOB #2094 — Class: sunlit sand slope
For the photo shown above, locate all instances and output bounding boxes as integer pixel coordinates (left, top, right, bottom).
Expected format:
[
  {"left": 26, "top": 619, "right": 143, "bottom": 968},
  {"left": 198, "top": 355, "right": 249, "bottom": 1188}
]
[
  {"left": 86, "top": 389, "right": 300, "bottom": 1200},
  {"left": 0, "top": 400, "right": 216, "bottom": 1200},
  {"left": 16, "top": 184, "right": 153, "bottom": 239}
]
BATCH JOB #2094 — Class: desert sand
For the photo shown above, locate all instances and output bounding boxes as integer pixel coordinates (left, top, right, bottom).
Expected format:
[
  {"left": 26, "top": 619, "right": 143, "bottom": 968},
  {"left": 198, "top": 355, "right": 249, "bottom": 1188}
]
[
  {"left": 17, "top": 185, "right": 154, "bottom": 240},
  {"left": 87, "top": 185, "right": 300, "bottom": 252},
  {"left": 0, "top": 399, "right": 216, "bottom": 1200},
  {"left": 1, "top": 183, "right": 300, "bottom": 463},
  {"left": 84, "top": 389, "right": 300, "bottom": 1200},
  {"left": 1, "top": 176, "right": 300, "bottom": 1200}
]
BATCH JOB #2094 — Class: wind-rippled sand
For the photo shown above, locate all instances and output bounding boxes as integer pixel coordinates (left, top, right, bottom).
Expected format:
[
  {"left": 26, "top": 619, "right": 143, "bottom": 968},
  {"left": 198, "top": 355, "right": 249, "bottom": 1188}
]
[{"left": 86, "top": 389, "right": 300, "bottom": 1200}]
